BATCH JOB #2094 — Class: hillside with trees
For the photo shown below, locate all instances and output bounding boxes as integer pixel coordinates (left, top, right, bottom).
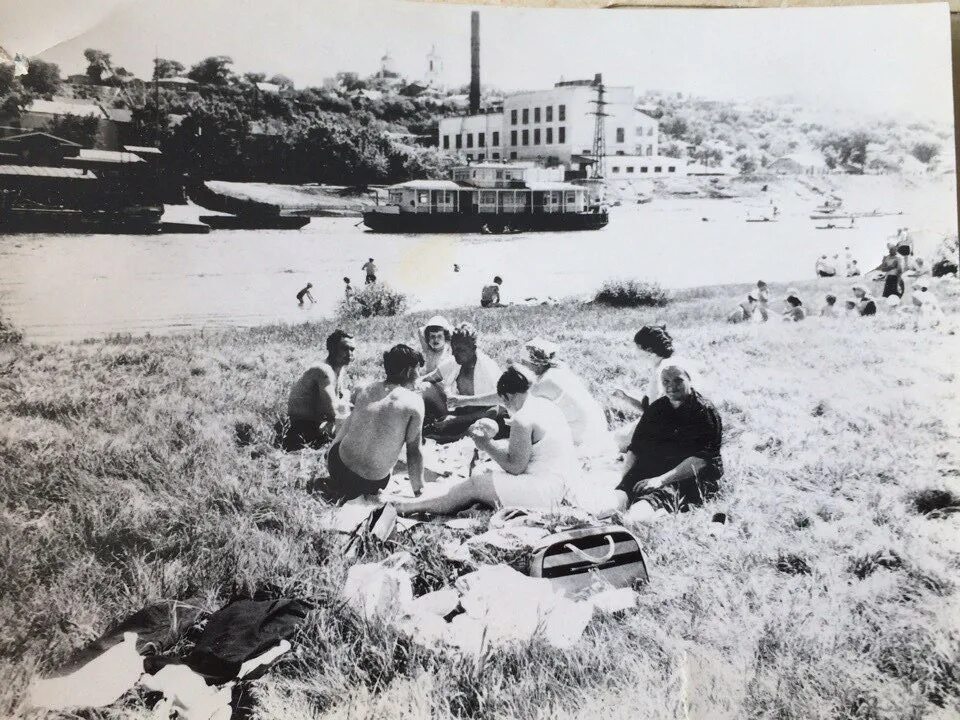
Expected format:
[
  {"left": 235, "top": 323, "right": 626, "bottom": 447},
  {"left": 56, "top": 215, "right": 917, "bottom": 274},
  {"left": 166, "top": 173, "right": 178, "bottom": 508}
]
[
  {"left": 1, "top": 49, "right": 953, "bottom": 186},
  {"left": 641, "top": 91, "right": 954, "bottom": 176}
]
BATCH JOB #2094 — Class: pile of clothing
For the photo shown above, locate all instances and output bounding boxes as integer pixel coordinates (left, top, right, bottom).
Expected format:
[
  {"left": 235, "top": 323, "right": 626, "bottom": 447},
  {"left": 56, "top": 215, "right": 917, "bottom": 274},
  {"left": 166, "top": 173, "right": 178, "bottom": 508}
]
[{"left": 27, "top": 597, "right": 309, "bottom": 720}]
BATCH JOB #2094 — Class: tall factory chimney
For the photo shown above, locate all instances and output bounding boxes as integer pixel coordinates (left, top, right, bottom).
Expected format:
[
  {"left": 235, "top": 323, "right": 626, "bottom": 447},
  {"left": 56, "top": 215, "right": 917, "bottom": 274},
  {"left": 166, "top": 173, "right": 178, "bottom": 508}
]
[{"left": 469, "top": 11, "right": 480, "bottom": 115}]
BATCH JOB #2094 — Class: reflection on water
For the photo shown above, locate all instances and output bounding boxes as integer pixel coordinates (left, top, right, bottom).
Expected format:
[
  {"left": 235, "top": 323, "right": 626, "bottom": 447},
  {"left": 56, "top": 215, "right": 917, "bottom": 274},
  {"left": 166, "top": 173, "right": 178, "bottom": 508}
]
[{"left": 0, "top": 179, "right": 955, "bottom": 343}]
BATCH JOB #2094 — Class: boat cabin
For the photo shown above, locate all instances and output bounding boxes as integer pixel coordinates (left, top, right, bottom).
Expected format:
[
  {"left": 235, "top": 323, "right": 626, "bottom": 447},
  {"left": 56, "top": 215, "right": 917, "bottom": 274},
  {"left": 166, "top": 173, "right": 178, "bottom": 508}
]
[{"left": 385, "top": 163, "right": 588, "bottom": 215}]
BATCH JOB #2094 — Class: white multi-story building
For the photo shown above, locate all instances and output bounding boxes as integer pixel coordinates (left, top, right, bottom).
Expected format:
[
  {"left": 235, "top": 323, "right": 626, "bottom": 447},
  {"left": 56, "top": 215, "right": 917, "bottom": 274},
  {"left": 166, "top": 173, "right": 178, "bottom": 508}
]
[{"left": 438, "top": 78, "right": 675, "bottom": 175}]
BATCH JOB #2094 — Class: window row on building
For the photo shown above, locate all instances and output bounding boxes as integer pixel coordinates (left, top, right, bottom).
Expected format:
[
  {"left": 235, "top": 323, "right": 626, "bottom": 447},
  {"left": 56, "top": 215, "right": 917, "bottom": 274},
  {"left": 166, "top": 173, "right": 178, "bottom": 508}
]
[
  {"left": 460, "top": 152, "right": 507, "bottom": 162},
  {"left": 609, "top": 164, "right": 678, "bottom": 174},
  {"left": 510, "top": 105, "right": 566, "bottom": 125},
  {"left": 508, "top": 127, "right": 567, "bottom": 147},
  {"left": 442, "top": 131, "right": 502, "bottom": 150}
]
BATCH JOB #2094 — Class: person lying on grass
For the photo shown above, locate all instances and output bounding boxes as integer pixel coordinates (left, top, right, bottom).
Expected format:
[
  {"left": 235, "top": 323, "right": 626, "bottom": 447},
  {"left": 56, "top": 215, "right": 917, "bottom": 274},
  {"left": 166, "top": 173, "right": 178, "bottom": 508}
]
[
  {"left": 317, "top": 344, "right": 425, "bottom": 503},
  {"left": 607, "top": 364, "right": 724, "bottom": 523},
  {"left": 393, "top": 366, "right": 577, "bottom": 516},
  {"left": 423, "top": 322, "right": 506, "bottom": 444},
  {"left": 280, "top": 329, "right": 355, "bottom": 451}
]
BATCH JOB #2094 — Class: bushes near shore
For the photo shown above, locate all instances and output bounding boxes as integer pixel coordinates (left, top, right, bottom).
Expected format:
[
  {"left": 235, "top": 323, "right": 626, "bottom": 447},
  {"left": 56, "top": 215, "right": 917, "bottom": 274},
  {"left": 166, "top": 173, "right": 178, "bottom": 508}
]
[
  {"left": 338, "top": 282, "right": 410, "bottom": 320},
  {"left": 594, "top": 279, "right": 669, "bottom": 308}
]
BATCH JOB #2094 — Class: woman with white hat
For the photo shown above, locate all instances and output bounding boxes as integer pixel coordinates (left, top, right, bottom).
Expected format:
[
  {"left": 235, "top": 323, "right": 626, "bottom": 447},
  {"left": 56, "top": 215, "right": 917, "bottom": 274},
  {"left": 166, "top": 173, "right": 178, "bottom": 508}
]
[{"left": 416, "top": 315, "right": 457, "bottom": 383}]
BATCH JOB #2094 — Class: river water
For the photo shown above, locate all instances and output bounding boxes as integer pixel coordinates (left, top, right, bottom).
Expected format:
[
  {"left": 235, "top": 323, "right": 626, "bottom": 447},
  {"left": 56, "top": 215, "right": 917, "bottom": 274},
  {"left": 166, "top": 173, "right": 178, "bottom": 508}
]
[{"left": 1, "top": 177, "right": 955, "bottom": 343}]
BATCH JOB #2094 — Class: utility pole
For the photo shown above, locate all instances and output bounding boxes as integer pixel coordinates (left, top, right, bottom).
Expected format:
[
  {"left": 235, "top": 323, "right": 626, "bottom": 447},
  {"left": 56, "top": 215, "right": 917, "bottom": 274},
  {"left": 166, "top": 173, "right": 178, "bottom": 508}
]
[{"left": 589, "top": 73, "right": 607, "bottom": 180}]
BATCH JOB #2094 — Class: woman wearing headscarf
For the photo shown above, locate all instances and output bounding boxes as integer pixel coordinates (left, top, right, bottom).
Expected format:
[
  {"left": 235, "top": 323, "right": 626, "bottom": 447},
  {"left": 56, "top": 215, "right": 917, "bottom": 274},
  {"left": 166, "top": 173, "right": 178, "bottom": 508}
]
[
  {"left": 614, "top": 362, "right": 723, "bottom": 521},
  {"left": 521, "top": 337, "right": 614, "bottom": 458}
]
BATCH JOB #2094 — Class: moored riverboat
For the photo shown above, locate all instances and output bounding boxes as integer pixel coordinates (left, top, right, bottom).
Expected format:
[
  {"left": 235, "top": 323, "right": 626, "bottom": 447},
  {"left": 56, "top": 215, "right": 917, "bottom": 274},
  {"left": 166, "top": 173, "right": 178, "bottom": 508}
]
[
  {"left": 0, "top": 132, "right": 167, "bottom": 234},
  {"left": 362, "top": 163, "right": 608, "bottom": 233}
]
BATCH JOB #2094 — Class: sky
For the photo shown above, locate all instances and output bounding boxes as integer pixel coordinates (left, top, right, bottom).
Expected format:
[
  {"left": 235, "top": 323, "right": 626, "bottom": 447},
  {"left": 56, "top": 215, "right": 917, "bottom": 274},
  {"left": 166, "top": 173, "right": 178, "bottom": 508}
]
[{"left": 0, "top": 0, "right": 953, "bottom": 124}]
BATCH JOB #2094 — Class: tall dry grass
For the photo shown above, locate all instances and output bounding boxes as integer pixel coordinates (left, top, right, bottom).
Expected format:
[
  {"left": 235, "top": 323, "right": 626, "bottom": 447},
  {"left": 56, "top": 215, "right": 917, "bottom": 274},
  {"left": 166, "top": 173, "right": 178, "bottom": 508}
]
[{"left": 1, "top": 275, "right": 958, "bottom": 719}]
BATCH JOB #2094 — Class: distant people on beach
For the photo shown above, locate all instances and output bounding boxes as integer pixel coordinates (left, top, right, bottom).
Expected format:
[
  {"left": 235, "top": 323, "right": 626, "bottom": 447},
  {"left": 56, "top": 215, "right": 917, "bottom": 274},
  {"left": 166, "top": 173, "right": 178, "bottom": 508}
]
[
  {"left": 343, "top": 277, "right": 354, "bottom": 300},
  {"left": 815, "top": 255, "right": 837, "bottom": 278},
  {"left": 911, "top": 282, "right": 944, "bottom": 330},
  {"left": 480, "top": 276, "right": 503, "bottom": 308},
  {"left": 423, "top": 322, "right": 504, "bottom": 444},
  {"left": 876, "top": 242, "right": 906, "bottom": 298},
  {"left": 852, "top": 285, "right": 877, "bottom": 316},
  {"left": 394, "top": 366, "right": 578, "bottom": 516},
  {"left": 319, "top": 344, "right": 425, "bottom": 503},
  {"left": 782, "top": 289, "right": 806, "bottom": 321},
  {"left": 362, "top": 258, "right": 378, "bottom": 285},
  {"left": 820, "top": 294, "right": 838, "bottom": 318},
  {"left": 727, "top": 293, "right": 758, "bottom": 323},
  {"left": 296, "top": 283, "right": 315, "bottom": 306},
  {"left": 847, "top": 259, "right": 861, "bottom": 277},
  {"left": 932, "top": 236, "right": 959, "bottom": 277},
  {"left": 281, "top": 329, "right": 355, "bottom": 451},
  {"left": 756, "top": 280, "right": 770, "bottom": 321}
]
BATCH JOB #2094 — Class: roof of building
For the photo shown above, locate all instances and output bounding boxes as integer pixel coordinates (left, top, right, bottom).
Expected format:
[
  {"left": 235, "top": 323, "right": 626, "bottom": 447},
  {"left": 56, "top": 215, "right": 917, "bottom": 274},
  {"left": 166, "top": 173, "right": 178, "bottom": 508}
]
[
  {"left": 389, "top": 179, "right": 462, "bottom": 191},
  {"left": 100, "top": 106, "right": 133, "bottom": 123},
  {"left": 25, "top": 99, "right": 104, "bottom": 119},
  {"left": 0, "top": 164, "right": 96, "bottom": 178},
  {"left": 156, "top": 76, "right": 197, "bottom": 86},
  {"left": 71, "top": 149, "right": 146, "bottom": 164},
  {"left": 0, "top": 131, "right": 82, "bottom": 147},
  {"left": 255, "top": 82, "right": 281, "bottom": 93},
  {"left": 122, "top": 145, "right": 162, "bottom": 155}
]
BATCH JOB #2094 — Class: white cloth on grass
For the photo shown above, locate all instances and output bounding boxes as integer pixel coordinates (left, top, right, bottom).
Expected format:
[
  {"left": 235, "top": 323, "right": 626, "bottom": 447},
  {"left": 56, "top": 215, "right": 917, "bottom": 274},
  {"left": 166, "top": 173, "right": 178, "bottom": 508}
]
[{"left": 28, "top": 632, "right": 143, "bottom": 710}]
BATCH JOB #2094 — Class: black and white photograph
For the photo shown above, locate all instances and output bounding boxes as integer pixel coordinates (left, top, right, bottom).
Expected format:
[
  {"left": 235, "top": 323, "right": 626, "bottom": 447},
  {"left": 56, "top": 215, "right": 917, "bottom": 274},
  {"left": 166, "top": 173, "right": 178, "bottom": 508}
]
[{"left": 0, "top": 0, "right": 958, "bottom": 717}]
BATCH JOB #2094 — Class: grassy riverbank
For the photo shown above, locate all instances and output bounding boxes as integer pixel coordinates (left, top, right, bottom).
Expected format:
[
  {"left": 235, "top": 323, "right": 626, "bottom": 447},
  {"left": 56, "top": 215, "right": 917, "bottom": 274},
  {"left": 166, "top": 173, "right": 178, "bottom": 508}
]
[{"left": 1, "top": 276, "right": 959, "bottom": 719}]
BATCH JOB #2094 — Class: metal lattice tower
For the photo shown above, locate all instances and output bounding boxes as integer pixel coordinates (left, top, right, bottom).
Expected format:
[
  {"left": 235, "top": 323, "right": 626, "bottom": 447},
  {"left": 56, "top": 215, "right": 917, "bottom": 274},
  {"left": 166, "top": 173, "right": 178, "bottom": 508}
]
[{"left": 589, "top": 74, "right": 608, "bottom": 180}]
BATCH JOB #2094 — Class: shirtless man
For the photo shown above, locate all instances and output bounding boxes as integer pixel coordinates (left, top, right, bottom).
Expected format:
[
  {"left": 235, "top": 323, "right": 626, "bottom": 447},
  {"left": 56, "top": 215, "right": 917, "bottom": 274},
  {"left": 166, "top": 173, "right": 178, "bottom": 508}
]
[
  {"left": 480, "top": 276, "right": 503, "bottom": 308},
  {"left": 322, "top": 344, "right": 426, "bottom": 502},
  {"left": 283, "top": 329, "right": 355, "bottom": 451}
]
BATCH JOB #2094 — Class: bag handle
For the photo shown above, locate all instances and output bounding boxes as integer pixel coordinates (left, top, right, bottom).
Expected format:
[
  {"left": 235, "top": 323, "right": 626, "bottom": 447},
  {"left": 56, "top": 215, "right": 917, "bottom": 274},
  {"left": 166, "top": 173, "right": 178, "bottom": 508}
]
[{"left": 562, "top": 535, "right": 616, "bottom": 564}]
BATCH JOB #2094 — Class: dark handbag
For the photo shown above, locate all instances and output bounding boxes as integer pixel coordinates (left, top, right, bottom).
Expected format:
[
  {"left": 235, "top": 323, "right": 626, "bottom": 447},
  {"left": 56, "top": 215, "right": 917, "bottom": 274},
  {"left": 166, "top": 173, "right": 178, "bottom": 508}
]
[{"left": 528, "top": 524, "right": 649, "bottom": 597}]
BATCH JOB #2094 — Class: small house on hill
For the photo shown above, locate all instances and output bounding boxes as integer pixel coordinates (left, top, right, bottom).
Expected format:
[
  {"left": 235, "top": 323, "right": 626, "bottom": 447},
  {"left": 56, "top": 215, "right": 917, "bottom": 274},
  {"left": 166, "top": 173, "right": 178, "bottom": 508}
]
[
  {"left": 14, "top": 97, "right": 132, "bottom": 150},
  {"left": 0, "top": 132, "right": 81, "bottom": 164}
]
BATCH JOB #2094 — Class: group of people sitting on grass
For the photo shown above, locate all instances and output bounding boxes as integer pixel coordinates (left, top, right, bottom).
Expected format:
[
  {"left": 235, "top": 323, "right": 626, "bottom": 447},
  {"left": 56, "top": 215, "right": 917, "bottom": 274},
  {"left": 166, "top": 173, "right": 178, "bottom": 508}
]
[
  {"left": 278, "top": 321, "right": 723, "bottom": 523},
  {"left": 728, "top": 234, "right": 945, "bottom": 326}
]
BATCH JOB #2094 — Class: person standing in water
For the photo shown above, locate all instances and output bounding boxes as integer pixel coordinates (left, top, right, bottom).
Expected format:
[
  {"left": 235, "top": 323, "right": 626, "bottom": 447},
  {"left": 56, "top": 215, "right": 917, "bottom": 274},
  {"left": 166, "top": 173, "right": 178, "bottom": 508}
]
[
  {"left": 296, "top": 283, "right": 315, "bottom": 306},
  {"left": 362, "top": 258, "right": 378, "bottom": 285}
]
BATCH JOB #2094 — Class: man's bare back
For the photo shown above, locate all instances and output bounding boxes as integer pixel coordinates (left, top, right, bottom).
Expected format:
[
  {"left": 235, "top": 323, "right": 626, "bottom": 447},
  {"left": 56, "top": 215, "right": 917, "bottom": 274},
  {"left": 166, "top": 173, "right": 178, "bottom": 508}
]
[
  {"left": 287, "top": 363, "right": 345, "bottom": 423},
  {"left": 338, "top": 381, "right": 424, "bottom": 481}
]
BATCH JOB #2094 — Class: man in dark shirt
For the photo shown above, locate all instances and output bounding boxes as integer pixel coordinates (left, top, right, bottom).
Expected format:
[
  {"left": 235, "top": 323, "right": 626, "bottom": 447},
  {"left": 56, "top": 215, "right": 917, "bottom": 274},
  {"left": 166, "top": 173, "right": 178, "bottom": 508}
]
[{"left": 615, "top": 364, "right": 723, "bottom": 520}]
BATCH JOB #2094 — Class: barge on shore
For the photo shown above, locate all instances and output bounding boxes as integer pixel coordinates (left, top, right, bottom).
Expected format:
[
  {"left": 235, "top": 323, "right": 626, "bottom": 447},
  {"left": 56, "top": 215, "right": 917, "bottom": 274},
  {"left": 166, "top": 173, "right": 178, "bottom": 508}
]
[
  {"left": 363, "top": 163, "right": 608, "bottom": 233},
  {"left": 0, "top": 133, "right": 170, "bottom": 234}
]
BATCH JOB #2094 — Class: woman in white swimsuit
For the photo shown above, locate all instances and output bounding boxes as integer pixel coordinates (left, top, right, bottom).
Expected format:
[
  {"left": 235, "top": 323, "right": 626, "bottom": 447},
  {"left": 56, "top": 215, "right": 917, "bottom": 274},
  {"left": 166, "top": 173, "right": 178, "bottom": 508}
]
[{"left": 393, "top": 366, "right": 577, "bottom": 515}]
